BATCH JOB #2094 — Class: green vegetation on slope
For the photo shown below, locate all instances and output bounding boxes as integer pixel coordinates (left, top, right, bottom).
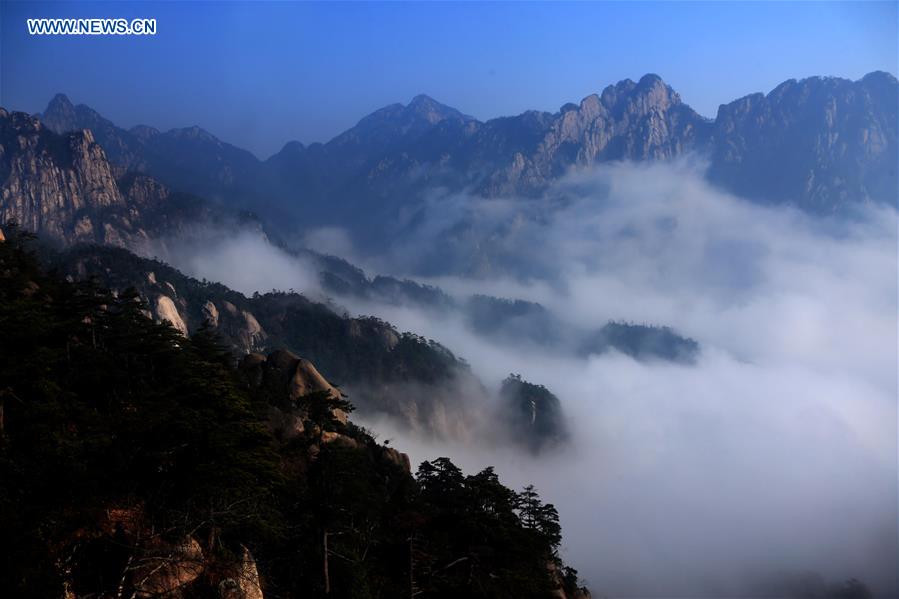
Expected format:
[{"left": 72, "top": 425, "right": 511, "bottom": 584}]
[{"left": 0, "top": 225, "right": 587, "bottom": 598}]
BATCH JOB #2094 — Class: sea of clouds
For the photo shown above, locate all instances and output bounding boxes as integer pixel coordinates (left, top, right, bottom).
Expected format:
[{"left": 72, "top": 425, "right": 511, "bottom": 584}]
[{"left": 159, "top": 162, "right": 898, "bottom": 597}]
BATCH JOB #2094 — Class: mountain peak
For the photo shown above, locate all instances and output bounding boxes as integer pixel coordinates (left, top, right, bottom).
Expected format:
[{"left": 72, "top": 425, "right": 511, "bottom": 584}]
[
  {"left": 47, "top": 93, "right": 74, "bottom": 111},
  {"left": 275, "top": 140, "right": 306, "bottom": 158},
  {"left": 861, "top": 70, "right": 898, "bottom": 89},
  {"left": 129, "top": 124, "right": 160, "bottom": 141},
  {"left": 405, "top": 94, "right": 472, "bottom": 124},
  {"left": 864, "top": 70, "right": 897, "bottom": 80},
  {"left": 41, "top": 93, "right": 78, "bottom": 133},
  {"left": 634, "top": 73, "right": 677, "bottom": 100},
  {"left": 409, "top": 93, "right": 439, "bottom": 107},
  {"left": 637, "top": 73, "right": 664, "bottom": 87},
  {"left": 169, "top": 125, "right": 219, "bottom": 143},
  {"left": 596, "top": 74, "right": 680, "bottom": 112}
]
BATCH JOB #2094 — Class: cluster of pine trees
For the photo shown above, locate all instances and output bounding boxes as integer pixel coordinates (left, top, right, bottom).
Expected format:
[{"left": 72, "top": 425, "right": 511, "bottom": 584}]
[{"left": 0, "top": 224, "right": 586, "bottom": 598}]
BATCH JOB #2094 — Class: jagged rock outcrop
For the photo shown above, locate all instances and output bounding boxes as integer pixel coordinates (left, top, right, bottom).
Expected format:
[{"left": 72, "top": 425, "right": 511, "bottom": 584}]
[
  {"left": 0, "top": 109, "right": 139, "bottom": 246},
  {"left": 240, "top": 310, "right": 266, "bottom": 349},
  {"left": 1, "top": 105, "right": 266, "bottom": 250},
  {"left": 39, "top": 93, "right": 263, "bottom": 209},
  {"left": 132, "top": 536, "right": 205, "bottom": 597},
  {"left": 218, "top": 546, "right": 265, "bottom": 599},
  {"left": 240, "top": 349, "right": 348, "bottom": 424},
  {"left": 381, "top": 445, "right": 412, "bottom": 472},
  {"left": 39, "top": 93, "right": 146, "bottom": 169},
  {"left": 155, "top": 294, "right": 189, "bottom": 335},
  {"left": 129, "top": 539, "right": 266, "bottom": 599},
  {"left": 17, "top": 73, "right": 896, "bottom": 262},
  {"left": 58, "top": 504, "right": 266, "bottom": 599},
  {"left": 547, "top": 560, "right": 593, "bottom": 599},
  {"left": 212, "top": 301, "right": 268, "bottom": 352},
  {"left": 500, "top": 374, "right": 567, "bottom": 453},
  {"left": 482, "top": 74, "right": 711, "bottom": 195},
  {"left": 49, "top": 244, "right": 504, "bottom": 439},
  {"left": 708, "top": 71, "right": 898, "bottom": 211},
  {"left": 238, "top": 350, "right": 412, "bottom": 471},
  {"left": 202, "top": 299, "right": 219, "bottom": 327}
]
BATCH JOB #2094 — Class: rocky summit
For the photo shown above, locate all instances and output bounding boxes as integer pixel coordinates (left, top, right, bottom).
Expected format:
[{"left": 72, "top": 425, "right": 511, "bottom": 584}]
[
  {"left": 0, "top": 106, "right": 263, "bottom": 248},
  {"left": 24, "top": 73, "right": 897, "bottom": 250}
]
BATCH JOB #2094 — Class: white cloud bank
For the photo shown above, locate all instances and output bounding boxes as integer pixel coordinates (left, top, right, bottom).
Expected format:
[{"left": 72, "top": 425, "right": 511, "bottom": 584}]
[{"left": 165, "top": 162, "right": 899, "bottom": 597}]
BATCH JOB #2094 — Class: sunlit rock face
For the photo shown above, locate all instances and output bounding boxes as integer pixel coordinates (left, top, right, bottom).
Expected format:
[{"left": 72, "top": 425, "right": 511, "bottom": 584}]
[
  {"left": 154, "top": 294, "right": 189, "bottom": 335},
  {"left": 0, "top": 110, "right": 137, "bottom": 246},
  {"left": 0, "top": 105, "right": 261, "bottom": 252},
  {"left": 240, "top": 349, "right": 348, "bottom": 424},
  {"left": 482, "top": 74, "right": 712, "bottom": 196}
]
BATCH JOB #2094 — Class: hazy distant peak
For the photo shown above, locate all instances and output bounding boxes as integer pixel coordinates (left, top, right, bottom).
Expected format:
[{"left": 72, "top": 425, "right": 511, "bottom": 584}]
[
  {"left": 279, "top": 140, "right": 306, "bottom": 154},
  {"left": 129, "top": 124, "right": 160, "bottom": 140},
  {"left": 633, "top": 74, "right": 680, "bottom": 106},
  {"left": 576, "top": 93, "right": 601, "bottom": 114},
  {"left": 167, "top": 125, "right": 220, "bottom": 143},
  {"left": 331, "top": 94, "right": 474, "bottom": 153},
  {"left": 47, "top": 92, "right": 74, "bottom": 111},
  {"left": 862, "top": 70, "right": 898, "bottom": 84},
  {"left": 574, "top": 74, "right": 682, "bottom": 120},
  {"left": 596, "top": 74, "right": 680, "bottom": 106},
  {"left": 40, "top": 93, "right": 78, "bottom": 133},
  {"left": 637, "top": 73, "right": 664, "bottom": 87},
  {"left": 600, "top": 77, "right": 635, "bottom": 97},
  {"left": 406, "top": 93, "right": 473, "bottom": 123},
  {"left": 39, "top": 93, "right": 119, "bottom": 139},
  {"left": 764, "top": 72, "right": 899, "bottom": 100},
  {"left": 408, "top": 93, "right": 440, "bottom": 108},
  {"left": 768, "top": 77, "right": 800, "bottom": 98}
]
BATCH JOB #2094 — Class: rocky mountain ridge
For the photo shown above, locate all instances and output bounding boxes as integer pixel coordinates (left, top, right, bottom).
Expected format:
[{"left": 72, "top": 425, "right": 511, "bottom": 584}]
[
  {"left": 36, "top": 72, "right": 898, "bottom": 237},
  {"left": 0, "top": 107, "right": 261, "bottom": 248},
  {"left": 46, "top": 240, "right": 569, "bottom": 449}
]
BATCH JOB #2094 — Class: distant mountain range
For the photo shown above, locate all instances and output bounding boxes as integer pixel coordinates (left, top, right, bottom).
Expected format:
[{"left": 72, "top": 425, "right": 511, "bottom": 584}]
[
  {"left": 0, "top": 92, "right": 705, "bottom": 446},
  {"left": 32, "top": 72, "right": 897, "bottom": 243}
]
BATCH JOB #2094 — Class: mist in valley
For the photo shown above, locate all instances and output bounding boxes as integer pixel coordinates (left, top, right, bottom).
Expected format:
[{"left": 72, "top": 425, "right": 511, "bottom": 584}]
[{"left": 154, "top": 162, "right": 898, "bottom": 597}]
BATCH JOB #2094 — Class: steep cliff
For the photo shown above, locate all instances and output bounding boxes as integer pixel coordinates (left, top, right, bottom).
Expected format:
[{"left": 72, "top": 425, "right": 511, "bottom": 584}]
[
  {"left": 0, "top": 107, "right": 261, "bottom": 248},
  {"left": 0, "top": 109, "right": 134, "bottom": 245},
  {"left": 708, "top": 71, "right": 898, "bottom": 212},
  {"left": 479, "top": 74, "right": 712, "bottom": 196}
]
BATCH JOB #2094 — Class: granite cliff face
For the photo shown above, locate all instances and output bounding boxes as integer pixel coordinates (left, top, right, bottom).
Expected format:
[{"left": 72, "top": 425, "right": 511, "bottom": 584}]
[
  {"left": 240, "top": 348, "right": 349, "bottom": 426},
  {"left": 39, "top": 93, "right": 146, "bottom": 170},
  {"left": 1, "top": 107, "right": 264, "bottom": 248},
  {"left": 0, "top": 109, "right": 136, "bottom": 246},
  {"left": 333, "top": 72, "right": 895, "bottom": 211},
  {"left": 708, "top": 71, "right": 898, "bottom": 212},
  {"left": 478, "top": 74, "right": 712, "bottom": 196},
  {"left": 39, "top": 94, "right": 262, "bottom": 206}
]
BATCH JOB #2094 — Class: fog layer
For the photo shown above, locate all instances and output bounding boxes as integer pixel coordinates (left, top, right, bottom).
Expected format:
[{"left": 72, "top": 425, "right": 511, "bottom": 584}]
[{"left": 160, "top": 162, "right": 898, "bottom": 597}]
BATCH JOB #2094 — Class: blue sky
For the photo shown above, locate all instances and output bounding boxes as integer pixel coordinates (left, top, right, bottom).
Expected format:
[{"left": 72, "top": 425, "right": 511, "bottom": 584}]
[{"left": 1, "top": 1, "right": 896, "bottom": 158}]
